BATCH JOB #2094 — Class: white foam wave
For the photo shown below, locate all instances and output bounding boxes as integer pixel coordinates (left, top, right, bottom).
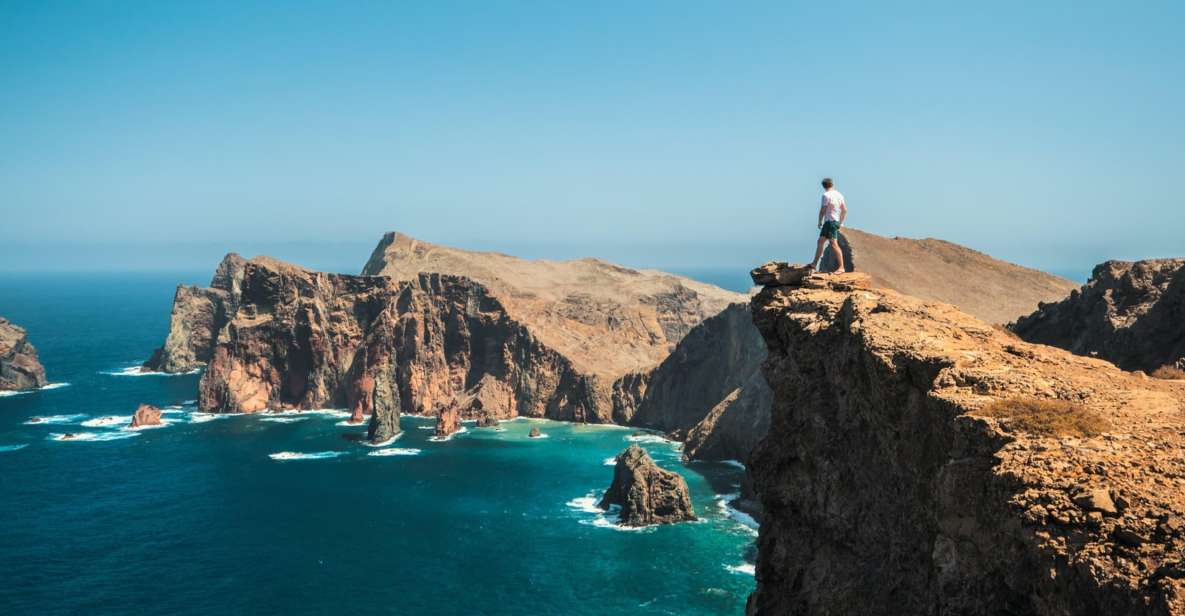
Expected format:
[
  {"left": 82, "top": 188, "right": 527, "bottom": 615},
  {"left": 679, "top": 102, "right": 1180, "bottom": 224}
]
[
  {"left": 603, "top": 457, "right": 617, "bottom": 466},
  {"left": 0, "top": 382, "right": 70, "bottom": 397},
  {"left": 625, "top": 433, "right": 677, "bottom": 446},
  {"left": 364, "top": 433, "right": 404, "bottom": 447},
  {"left": 287, "top": 408, "right": 350, "bottom": 418},
  {"left": 260, "top": 416, "right": 308, "bottom": 424},
  {"left": 268, "top": 451, "right": 347, "bottom": 461},
  {"left": 188, "top": 412, "right": 225, "bottom": 423},
  {"left": 716, "top": 492, "right": 759, "bottom": 533},
  {"left": 367, "top": 447, "right": 421, "bottom": 457},
  {"left": 566, "top": 491, "right": 653, "bottom": 532},
  {"left": 104, "top": 365, "right": 200, "bottom": 376},
  {"left": 527, "top": 432, "right": 549, "bottom": 439},
  {"left": 0, "top": 444, "right": 28, "bottom": 453},
  {"left": 427, "top": 426, "right": 468, "bottom": 442},
  {"left": 24, "top": 414, "right": 88, "bottom": 425},
  {"left": 566, "top": 494, "right": 604, "bottom": 514},
  {"left": 124, "top": 419, "right": 176, "bottom": 431},
  {"left": 335, "top": 419, "right": 367, "bottom": 427},
  {"left": 81, "top": 415, "right": 132, "bottom": 428},
  {"left": 721, "top": 460, "right": 745, "bottom": 470},
  {"left": 725, "top": 563, "right": 756, "bottom": 576},
  {"left": 48, "top": 431, "right": 140, "bottom": 442}
]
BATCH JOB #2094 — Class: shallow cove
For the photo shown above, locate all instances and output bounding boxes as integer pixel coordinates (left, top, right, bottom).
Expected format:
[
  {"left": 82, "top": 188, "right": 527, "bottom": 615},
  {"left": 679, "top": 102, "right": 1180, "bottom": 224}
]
[{"left": 0, "top": 272, "right": 755, "bottom": 615}]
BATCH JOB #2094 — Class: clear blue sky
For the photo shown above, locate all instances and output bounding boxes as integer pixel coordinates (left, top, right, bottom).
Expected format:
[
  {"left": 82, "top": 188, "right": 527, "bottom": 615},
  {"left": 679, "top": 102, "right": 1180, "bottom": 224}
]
[{"left": 2, "top": 1, "right": 1182, "bottom": 277}]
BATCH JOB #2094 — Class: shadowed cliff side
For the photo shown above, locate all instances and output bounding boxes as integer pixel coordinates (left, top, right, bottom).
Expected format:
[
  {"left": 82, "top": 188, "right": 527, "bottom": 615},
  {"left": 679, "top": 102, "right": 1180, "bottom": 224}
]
[
  {"left": 747, "top": 264, "right": 1185, "bottom": 615},
  {"left": 142, "top": 253, "right": 246, "bottom": 373},
  {"left": 1012, "top": 258, "right": 1185, "bottom": 373}
]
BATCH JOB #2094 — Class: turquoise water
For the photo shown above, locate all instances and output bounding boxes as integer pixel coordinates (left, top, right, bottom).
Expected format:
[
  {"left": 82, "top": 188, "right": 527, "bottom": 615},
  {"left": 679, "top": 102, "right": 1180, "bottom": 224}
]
[{"left": 0, "top": 273, "right": 756, "bottom": 615}]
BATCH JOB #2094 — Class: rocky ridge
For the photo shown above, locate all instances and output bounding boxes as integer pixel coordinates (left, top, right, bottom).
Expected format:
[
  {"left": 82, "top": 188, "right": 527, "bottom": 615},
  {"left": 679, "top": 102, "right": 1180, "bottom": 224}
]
[
  {"left": 1013, "top": 258, "right": 1185, "bottom": 373},
  {"left": 746, "top": 262, "right": 1185, "bottom": 615},
  {"left": 599, "top": 444, "right": 696, "bottom": 526},
  {"left": 0, "top": 316, "right": 47, "bottom": 392},
  {"left": 143, "top": 253, "right": 246, "bottom": 373}
]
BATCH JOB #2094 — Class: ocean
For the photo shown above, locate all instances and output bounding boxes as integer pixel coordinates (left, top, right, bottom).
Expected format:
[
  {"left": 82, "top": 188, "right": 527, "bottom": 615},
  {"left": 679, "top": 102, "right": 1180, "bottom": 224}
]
[{"left": 0, "top": 272, "right": 756, "bottom": 615}]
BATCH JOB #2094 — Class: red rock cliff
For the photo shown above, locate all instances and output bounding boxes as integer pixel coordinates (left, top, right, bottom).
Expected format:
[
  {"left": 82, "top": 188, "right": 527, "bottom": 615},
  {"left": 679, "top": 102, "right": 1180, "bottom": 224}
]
[{"left": 0, "top": 316, "right": 47, "bottom": 392}]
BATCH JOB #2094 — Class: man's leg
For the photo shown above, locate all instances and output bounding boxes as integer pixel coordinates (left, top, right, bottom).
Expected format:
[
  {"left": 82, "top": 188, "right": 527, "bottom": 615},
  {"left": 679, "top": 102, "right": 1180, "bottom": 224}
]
[
  {"left": 829, "top": 238, "right": 845, "bottom": 272},
  {"left": 810, "top": 237, "right": 828, "bottom": 269}
]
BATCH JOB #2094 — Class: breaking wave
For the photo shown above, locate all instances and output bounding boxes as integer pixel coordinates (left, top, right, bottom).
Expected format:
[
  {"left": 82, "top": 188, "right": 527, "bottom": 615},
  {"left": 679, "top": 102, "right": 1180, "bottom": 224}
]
[
  {"left": 725, "top": 563, "right": 755, "bottom": 576},
  {"left": 48, "top": 431, "right": 140, "bottom": 442},
  {"left": 81, "top": 415, "right": 132, "bottom": 428},
  {"left": 367, "top": 448, "right": 421, "bottom": 457},
  {"left": 104, "top": 365, "right": 200, "bottom": 377},
  {"left": 268, "top": 451, "right": 347, "bottom": 461},
  {"left": 0, "top": 382, "right": 71, "bottom": 397},
  {"left": 260, "top": 416, "right": 308, "bottom": 424},
  {"left": 23, "top": 414, "right": 88, "bottom": 426},
  {"left": 0, "top": 444, "right": 29, "bottom": 453}
]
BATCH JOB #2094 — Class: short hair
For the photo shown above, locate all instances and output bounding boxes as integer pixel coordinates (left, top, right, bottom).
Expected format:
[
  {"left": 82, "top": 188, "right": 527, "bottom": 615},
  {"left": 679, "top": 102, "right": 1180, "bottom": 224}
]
[{"left": 821, "top": 178, "right": 834, "bottom": 189}]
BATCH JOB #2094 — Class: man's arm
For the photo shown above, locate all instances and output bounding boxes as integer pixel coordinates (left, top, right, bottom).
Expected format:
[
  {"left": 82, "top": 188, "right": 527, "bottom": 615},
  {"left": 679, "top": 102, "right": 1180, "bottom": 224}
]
[
  {"left": 818, "top": 195, "right": 826, "bottom": 228},
  {"left": 838, "top": 200, "right": 847, "bottom": 227}
]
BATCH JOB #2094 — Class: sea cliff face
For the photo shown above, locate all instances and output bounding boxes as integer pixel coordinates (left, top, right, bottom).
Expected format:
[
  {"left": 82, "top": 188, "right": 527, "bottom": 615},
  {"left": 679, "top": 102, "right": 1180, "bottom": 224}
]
[
  {"left": 196, "top": 258, "right": 599, "bottom": 444},
  {"left": 0, "top": 316, "right": 47, "bottom": 391},
  {"left": 143, "top": 253, "right": 246, "bottom": 373},
  {"left": 746, "top": 265, "right": 1185, "bottom": 615},
  {"left": 1013, "top": 259, "right": 1185, "bottom": 373}
]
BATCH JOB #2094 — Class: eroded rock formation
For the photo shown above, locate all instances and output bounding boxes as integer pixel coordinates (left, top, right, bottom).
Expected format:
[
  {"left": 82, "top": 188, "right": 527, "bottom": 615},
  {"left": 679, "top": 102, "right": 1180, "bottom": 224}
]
[
  {"left": 0, "top": 317, "right": 47, "bottom": 392},
  {"left": 1013, "top": 259, "right": 1185, "bottom": 373},
  {"left": 599, "top": 444, "right": 696, "bottom": 526},
  {"left": 129, "top": 404, "right": 162, "bottom": 428},
  {"left": 746, "top": 264, "right": 1185, "bottom": 615},
  {"left": 434, "top": 403, "right": 461, "bottom": 438},
  {"left": 143, "top": 253, "right": 245, "bottom": 373}
]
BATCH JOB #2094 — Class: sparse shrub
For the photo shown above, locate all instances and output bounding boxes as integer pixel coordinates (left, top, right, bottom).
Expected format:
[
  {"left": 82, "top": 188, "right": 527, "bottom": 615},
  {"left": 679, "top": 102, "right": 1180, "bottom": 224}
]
[
  {"left": 1150, "top": 365, "right": 1185, "bottom": 380},
  {"left": 973, "top": 397, "right": 1108, "bottom": 437}
]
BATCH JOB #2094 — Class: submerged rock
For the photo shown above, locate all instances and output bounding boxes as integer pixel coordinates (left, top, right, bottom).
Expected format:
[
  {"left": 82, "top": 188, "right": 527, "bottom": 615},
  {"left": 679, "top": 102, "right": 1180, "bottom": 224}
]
[
  {"left": 0, "top": 316, "right": 48, "bottom": 392},
  {"left": 475, "top": 413, "right": 500, "bottom": 428},
  {"left": 599, "top": 444, "right": 696, "bottom": 527},
  {"left": 129, "top": 404, "right": 162, "bottom": 428}
]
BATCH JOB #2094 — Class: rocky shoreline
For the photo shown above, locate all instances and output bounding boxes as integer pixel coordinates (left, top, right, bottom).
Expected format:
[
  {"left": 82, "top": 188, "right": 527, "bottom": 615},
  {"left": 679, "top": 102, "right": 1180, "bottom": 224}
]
[{"left": 0, "top": 316, "right": 47, "bottom": 392}]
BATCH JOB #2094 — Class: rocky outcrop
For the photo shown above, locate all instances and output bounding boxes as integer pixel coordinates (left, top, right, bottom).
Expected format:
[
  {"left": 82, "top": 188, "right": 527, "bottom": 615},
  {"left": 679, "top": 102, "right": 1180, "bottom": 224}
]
[
  {"left": 1013, "top": 259, "right": 1185, "bottom": 373},
  {"left": 613, "top": 303, "right": 769, "bottom": 460},
  {"left": 819, "top": 227, "right": 1079, "bottom": 324},
  {"left": 599, "top": 444, "right": 696, "bottom": 526},
  {"left": 129, "top": 404, "right": 162, "bottom": 428},
  {"left": 0, "top": 317, "right": 47, "bottom": 392},
  {"left": 196, "top": 258, "right": 600, "bottom": 445},
  {"left": 747, "top": 265, "right": 1185, "bottom": 615},
  {"left": 527, "top": 426, "right": 542, "bottom": 438},
  {"left": 475, "top": 414, "right": 500, "bottom": 428},
  {"left": 434, "top": 403, "right": 461, "bottom": 438},
  {"left": 143, "top": 253, "right": 246, "bottom": 373}
]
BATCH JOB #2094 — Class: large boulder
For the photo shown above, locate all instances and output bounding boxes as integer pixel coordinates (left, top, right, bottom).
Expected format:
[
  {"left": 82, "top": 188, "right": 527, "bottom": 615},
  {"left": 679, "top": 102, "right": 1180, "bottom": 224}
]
[
  {"left": 0, "top": 316, "right": 47, "bottom": 392},
  {"left": 1012, "top": 258, "right": 1185, "bottom": 372},
  {"left": 434, "top": 403, "right": 461, "bottom": 438},
  {"left": 599, "top": 444, "right": 696, "bottom": 526}
]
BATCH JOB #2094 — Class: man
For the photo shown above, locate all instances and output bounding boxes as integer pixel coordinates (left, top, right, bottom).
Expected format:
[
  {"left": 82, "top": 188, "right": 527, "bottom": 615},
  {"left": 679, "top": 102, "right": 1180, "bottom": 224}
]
[{"left": 810, "top": 177, "right": 847, "bottom": 273}]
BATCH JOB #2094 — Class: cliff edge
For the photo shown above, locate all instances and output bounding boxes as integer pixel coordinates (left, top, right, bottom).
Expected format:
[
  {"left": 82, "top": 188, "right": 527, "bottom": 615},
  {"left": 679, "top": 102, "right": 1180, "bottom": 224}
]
[{"left": 747, "top": 263, "right": 1185, "bottom": 615}]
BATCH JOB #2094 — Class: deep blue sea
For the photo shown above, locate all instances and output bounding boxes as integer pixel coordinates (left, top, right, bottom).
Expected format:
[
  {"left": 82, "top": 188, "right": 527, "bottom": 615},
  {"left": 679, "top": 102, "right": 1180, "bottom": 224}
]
[{"left": 0, "top": 273, "right": 756, "bottom": 615}]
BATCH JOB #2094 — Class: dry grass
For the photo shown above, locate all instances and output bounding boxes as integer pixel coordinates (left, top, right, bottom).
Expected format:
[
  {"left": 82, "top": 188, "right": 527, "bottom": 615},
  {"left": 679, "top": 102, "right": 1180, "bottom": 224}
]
[
  {"left": 1151, "top": 365, "right": 1185, "bottom": 380},
  {"left": 974, "top": 397, "right": 1108, "bottom": 437}
]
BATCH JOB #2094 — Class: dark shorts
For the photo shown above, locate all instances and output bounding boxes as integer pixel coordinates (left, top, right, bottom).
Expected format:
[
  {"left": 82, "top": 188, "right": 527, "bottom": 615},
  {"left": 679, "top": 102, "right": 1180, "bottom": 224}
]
[{"left": 820, "top": 220, "right": 841, "bottom": 240}]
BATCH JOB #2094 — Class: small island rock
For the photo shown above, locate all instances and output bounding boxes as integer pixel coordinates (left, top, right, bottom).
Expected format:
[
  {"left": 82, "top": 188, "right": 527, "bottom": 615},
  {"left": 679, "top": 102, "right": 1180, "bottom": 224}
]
[
  {"left": 129, "top": 404, "right": 163, "bottom": 428},
  {"left": 599, "top": 444, "right": 696, "bottom": 526}
]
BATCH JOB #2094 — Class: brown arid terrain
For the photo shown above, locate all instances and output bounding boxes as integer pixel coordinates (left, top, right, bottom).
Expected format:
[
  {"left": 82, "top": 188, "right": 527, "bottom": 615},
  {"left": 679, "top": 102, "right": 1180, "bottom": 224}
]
[
  {"left": 1013, "top": 258, "right": 1185, "bottom": 374},
  {"left": 0, "top": 316, "right": 47, "bottom": 392},
  {"left": 822, "top": 227, "right": 1080, "bottom": 324},
  {"left": 746, "top": 263, "right": 1185, "bottom": 615}
]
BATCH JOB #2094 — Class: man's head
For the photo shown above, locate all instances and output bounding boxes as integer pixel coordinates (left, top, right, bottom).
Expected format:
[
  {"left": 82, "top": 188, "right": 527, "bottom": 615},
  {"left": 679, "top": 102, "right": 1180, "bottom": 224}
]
[{"left": 821, "top": 177, "right": 834, "bottom": 190}]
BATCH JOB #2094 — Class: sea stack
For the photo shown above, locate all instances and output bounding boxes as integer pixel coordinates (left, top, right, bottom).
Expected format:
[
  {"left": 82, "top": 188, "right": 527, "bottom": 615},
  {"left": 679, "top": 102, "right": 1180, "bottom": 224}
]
[
  {"left": 129, "top": 404, "right": 162, "bottom": 428},
  {"left": 434, "top": 403, "right": 461, "bottom": 438},
  {"left": 0, "top": 316, "right": 48, "bottom": 392},
  {"left": 599, "top": 444, "right": 696, "bottom": 526},
  {"left": 527, "top": 426, "right": 542, "bottom": 438},
  {"left": 476, "top": 413, "right": 500, "bottom": 428}
]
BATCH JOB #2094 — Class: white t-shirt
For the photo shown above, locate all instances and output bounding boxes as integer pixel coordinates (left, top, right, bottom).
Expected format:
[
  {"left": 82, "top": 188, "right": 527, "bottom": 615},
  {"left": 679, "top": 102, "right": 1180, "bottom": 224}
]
[{"left": 821, "top": 189, "right": 846, "bottom": 222}]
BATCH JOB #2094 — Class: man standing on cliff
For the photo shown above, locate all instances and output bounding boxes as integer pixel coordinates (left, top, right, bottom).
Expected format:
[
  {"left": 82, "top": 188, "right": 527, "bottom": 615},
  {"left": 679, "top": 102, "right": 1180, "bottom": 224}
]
[{"left": 810, "top": 177, "right": 847, "bottom": 273}]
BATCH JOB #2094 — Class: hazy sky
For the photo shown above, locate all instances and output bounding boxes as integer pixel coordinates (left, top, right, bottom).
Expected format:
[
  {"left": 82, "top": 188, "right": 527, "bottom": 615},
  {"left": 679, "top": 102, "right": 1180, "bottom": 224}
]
[{"left": 2, "top": 1, "right": 1182, "bottom": 276}]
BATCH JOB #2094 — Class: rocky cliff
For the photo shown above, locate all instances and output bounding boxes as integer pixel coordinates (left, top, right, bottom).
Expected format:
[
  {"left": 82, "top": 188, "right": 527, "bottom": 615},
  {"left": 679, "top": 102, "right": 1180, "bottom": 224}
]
[
  {"left": 0, "top": 316, "right": 47, "bottom": 392},
  {"left": 1012, "top": 259, "right": 1185, "bottom": 373},
  {"left": 599, "top": 444, "right": 696, "bottom": 526},
  {"left": 747, "top": 264, "right": 1185, "bottom": 615},
  {"left": 196, "top": 257, "right": 599, "bottom": 444},
  {"left": 821, "top": 228, "right": 1079, "bottom": 324},
  {"left": 143, "top": 253, "right": 246, "bottom": 373},
  {"left": 129, "top": 404, "right": 162, "bottom": 428}
]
